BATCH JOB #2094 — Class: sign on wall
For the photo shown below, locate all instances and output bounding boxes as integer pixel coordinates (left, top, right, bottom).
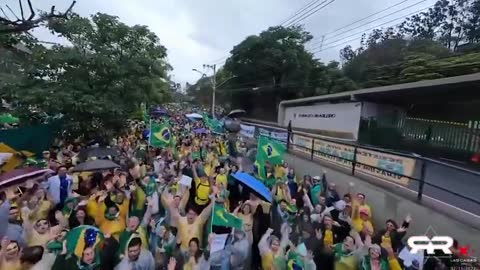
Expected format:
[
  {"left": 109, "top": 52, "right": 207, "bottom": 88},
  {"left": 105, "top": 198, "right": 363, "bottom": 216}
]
[
  {"left": 292, "top": 134, "right": 313, "bottom": 154},
  {"left": 355, "top": 148, "right": 416, "bottom": 186},
  {"left": 290, "top": 136, "right": 416, "bottom": 186},
  {"left": 313, "top": 139, "right": 354, "bottom": 169},
  {"left": 283, "top": 102, "right": 362, "bottom": 140}
]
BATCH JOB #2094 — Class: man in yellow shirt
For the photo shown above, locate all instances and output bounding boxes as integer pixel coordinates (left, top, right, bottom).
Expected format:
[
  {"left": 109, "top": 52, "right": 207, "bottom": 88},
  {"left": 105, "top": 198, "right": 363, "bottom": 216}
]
[{"left": 172, "top": 200, "right": 213, "bottom": 251}]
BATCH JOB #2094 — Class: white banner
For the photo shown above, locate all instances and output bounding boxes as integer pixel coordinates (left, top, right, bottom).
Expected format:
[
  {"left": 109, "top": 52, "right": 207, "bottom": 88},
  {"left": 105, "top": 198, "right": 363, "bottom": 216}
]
[
  {"left": 259, "top": 128, "right": 270, "bottom": 137},
  {"left": 240, "top": 124, "right": 255, "bottom": 138},
  {"left": 270, "top": 131, "right": 288, "bottom": 143},
  {"left": 283, "top": 102, "right": 362, "bottom": 140},
  {"left": 210, "top": 233, "right": 229, "bottom": 253}
]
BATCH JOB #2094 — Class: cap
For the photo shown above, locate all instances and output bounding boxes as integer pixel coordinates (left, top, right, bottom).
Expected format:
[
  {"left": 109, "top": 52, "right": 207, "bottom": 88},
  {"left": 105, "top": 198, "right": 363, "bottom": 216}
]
[{"left": 312, "top": 176, "right": 321, "bottom": 180}]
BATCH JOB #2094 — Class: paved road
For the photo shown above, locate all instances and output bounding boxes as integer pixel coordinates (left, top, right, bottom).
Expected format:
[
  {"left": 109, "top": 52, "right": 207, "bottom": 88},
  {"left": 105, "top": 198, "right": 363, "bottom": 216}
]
[
  {"left": 409, "top": 160, "right": 480, "bottom": 216},
  {"left": 282, "top": 153, "right": 480, "bottom": 254},
  {"left": 242, "top": 120, "right": 480, "bottom": 216}
]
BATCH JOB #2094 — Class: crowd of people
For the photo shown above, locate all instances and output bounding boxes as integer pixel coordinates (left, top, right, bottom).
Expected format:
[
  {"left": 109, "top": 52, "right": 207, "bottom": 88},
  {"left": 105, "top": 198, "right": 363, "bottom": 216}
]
[{"left": 0, "top": 105, "right": 474, "bottom": 270}]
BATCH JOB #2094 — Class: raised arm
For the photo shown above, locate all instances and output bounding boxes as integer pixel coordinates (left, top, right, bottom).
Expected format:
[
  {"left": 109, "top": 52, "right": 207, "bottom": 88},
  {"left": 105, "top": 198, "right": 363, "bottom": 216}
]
[
  {"left": 198, "top": 199, "right": 214, "bottom": 224},
  {"left": 258, "top": 228, "right": 273, "bottom": 256}
]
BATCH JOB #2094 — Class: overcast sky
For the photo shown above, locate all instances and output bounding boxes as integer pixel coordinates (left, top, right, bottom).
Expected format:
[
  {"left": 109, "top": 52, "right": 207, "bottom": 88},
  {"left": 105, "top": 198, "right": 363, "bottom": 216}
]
[{"left": 5, "top": 0, "right": 437, "bottom": 85}]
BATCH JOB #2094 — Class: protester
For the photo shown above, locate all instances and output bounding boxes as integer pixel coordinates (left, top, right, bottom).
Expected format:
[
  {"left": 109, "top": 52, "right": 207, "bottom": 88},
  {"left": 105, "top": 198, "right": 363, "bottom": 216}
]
[{"left": 4, "top": 103, "right": 477, "bottom": 270}]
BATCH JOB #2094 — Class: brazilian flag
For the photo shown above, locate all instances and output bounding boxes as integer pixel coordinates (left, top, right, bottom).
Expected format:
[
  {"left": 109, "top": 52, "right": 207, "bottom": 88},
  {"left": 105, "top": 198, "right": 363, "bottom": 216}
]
[
  {"left": 254, "top": 160, "right": 266, "bottom": 180},
  {"left": 256, "top": 135, "right": 285, "bottom": 165},
  {"left": 212, "top": 203, "right": 242, "bottom": 229},
  {"left": 150, "top": 122, "right": 172, "bottom": 147}
]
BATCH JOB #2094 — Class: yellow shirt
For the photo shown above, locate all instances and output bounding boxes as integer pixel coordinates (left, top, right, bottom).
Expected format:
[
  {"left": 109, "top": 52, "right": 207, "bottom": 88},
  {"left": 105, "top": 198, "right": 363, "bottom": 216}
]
[
  {"left": 215, "top": 174, "right": 227, "bottom": 188},
  {"left": 177, "top": 216, "right": 204, "bottom": 251},
  {"left": 194, "top": 178, "right": 210, "bottom": 206},
  {"left": 274, "top": 166, "right": 285, "bottom": 179},
  {"left": 204, "top": 164, "right": 212, "bottom": 177},
  {"left": 261, "top": 251, "right": 274, "bottom": 270},
  {"left": 324, "top": 229, "right": 334, "bottom": 247},
  {"left": 352, "top": 218, "right": 373, "bottom": 233}
]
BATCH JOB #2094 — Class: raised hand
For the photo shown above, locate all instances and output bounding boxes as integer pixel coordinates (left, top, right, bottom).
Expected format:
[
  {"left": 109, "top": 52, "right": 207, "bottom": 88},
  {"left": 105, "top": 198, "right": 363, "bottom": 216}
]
[{"left": 167, "top": 257, "right": 177, "bottom": 270}]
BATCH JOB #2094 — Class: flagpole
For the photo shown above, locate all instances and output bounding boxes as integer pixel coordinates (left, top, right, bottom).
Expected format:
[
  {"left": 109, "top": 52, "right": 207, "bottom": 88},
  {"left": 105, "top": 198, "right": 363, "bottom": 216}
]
[
  {"left": 148, "top": 118, "right": 152, "bottom": 146},
  {"left": 210, "top": 200, "right": 215, "bottom": 234}
]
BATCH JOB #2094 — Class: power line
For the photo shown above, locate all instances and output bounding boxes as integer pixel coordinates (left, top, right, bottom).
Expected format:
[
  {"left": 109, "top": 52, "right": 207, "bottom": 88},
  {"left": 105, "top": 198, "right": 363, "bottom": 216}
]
[
  {"left": 326, "top": 0, "right": 413, "bottom": 36},
  {"left": 286, "top": 0, "right": 336, "bottom": 27},
  {"left": 322, "top": 0, "right": 426, "bottom": 43},
  {"left": 308, "top": 0, "right": 414, "bottom": 47},
  {"left": 310, "top": 4, "right": 432, "bottom": 55},
  {"left": 309, "top": 1, "right": 429, "bottom": 52},
  {"left": 280, "top": 0, "right": 324, "bottom": 26},
  {"left": 207, "top": 0, "right": 335, "bottom": 64}
]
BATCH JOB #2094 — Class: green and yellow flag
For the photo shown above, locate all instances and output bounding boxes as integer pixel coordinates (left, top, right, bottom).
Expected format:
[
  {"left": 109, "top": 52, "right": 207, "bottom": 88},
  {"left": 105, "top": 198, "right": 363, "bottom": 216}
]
[
  {"left": 256, "top": 135, "right": 286, "bottom": 165},
  {"left": 150, "top": 122, "right": 172, "bottom": 147},
  {"left": 212, "top": 203, "right": 242, "bottom": 229}
]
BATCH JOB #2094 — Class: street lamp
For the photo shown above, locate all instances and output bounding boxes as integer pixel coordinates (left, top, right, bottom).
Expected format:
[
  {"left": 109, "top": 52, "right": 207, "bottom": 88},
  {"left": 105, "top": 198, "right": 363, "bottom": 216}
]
[
  {"left": 192, "top": 65, "right": 217, "bottom": 117},
  {"left": 192, "top": 65, "right": 239, "bottom": 118}
]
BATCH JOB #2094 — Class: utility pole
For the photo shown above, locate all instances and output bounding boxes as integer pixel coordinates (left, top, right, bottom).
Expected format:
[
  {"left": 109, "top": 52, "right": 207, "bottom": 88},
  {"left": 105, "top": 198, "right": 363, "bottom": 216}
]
[
  {"left": 319, "top": 35, "right": 325, "bottom": 51},
  {"left": 204, "top": 64, "right": 217, "bottom": 118}
]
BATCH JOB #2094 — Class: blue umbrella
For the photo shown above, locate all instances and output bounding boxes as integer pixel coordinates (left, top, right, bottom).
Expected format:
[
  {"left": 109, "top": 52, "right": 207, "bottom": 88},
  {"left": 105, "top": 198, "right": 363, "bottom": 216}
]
[
  {"left": 193, "top": 128, "right": 207, "bottom": 134},
  {"left": 150, "top": 108, "right": 168, "bottom": 117},
  {"left": 233, "top": 172, "right": 272, "bottom": 203}
]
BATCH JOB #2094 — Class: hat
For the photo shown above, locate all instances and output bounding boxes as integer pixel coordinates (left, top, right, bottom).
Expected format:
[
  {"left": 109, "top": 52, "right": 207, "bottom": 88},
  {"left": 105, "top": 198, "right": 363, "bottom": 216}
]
[
  {"left": 359, "top": 208, "right": 369, "bottom": 216},
  {"left": 312, "top": 176, "right": 321, "bottom": 181}
]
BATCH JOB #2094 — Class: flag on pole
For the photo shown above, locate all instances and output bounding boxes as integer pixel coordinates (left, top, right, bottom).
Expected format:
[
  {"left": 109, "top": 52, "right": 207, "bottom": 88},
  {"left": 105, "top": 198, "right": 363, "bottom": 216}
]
[
  {"left": 256, "top": 135, "right": 286, "bottom": 165},
  {"left": 149, "top": 122, "right": 172, "bottom": 147},
  {"left": 212, "top": 203, "right": 242, "bottom": 229}
]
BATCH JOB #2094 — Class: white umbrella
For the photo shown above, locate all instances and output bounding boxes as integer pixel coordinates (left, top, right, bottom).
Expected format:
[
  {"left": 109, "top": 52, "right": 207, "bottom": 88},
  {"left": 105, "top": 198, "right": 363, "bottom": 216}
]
[{"left": 185, "top": 113, "right": 203, "bottom": 119}]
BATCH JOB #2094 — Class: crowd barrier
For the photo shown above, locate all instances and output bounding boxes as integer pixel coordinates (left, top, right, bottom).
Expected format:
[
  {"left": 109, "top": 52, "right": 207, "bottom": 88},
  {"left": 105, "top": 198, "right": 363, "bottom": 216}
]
[{"left": 240, "top": 120, "right": 480, "bottom": 218}]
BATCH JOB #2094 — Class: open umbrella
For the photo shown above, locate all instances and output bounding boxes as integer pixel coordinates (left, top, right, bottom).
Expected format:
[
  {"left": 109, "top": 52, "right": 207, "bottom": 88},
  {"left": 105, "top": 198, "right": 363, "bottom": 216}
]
[
  {"left": 185, "top": 113, "right": 203, "bottom": 119},
  {"left": 78, "top": 147, "right": 119, "bottom": 161},
  {"left": 150, "top": 107, "right": 168, "bottom": 117},
  {"left": 233, "top": 172, "right": 272, "bottom": 202},
  {"left": 0, "top": 113, "right": 19, "bottom": 124},
  {"left": 72, "top": 159, "right": 120, "bottom": 172},
  {"left": 227, "top": 109, "right": 246, "bottom": 118},
  {"left": 0, "top": 167, "right": 53, "bottom": 189},
  {"left": 193, "top": 128, "right": 207, "bottom": 134}
]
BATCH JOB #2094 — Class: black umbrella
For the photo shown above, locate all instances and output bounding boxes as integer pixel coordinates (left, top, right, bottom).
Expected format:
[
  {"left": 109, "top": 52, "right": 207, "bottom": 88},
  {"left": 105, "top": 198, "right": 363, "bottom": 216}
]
[
  {"left": 72, "top": 159, "right": 120, "bottom": 172},
  {"left": 78, "top": 147, "right": 119, "bottom": 161}
]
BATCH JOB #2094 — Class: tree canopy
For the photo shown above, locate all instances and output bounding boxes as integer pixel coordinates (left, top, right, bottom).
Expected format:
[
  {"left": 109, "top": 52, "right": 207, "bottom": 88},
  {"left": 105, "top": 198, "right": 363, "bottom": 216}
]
[
  {"left": 186, "top": 0, "right": 480, "bottom": 116},
  {"left": 1, "top": 13, "right": 171, "bottom": 139},
  {"left": 340, "top": 0, "right": 480, "bottom": 87},
  {"left": 187, "top": 26, "right": 355, "bottom": 113}
]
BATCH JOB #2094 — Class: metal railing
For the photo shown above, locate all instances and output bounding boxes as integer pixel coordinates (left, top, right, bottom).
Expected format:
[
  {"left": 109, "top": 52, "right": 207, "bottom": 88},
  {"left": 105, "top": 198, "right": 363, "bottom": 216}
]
[{"left": 242, "top": 120, "right": 480, "bottom": 215}]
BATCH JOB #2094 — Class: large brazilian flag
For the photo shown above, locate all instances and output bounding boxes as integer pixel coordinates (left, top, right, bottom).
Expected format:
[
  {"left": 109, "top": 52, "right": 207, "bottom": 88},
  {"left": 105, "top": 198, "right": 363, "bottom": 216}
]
[{"left": 149, "top": 121, "right": 172, "bottom": 147}]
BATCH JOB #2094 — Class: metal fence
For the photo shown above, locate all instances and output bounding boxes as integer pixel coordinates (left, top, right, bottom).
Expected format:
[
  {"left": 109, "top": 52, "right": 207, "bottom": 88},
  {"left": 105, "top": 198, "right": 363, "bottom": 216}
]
[{"left": 241, "top": 120, "right": 480, "bottom": 216}]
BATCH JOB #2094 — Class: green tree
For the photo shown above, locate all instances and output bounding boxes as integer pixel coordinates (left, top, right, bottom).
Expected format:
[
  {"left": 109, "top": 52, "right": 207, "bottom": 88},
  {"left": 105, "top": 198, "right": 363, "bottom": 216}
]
[{"left": 3, "top": 13, "right": 171, "bottom": 139}]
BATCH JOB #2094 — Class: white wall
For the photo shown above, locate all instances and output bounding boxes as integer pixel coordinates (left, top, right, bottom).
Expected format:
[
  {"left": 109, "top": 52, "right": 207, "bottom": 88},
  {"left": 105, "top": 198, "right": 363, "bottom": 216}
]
[{"left": 283, "top": 102, "right": 362, "bottom": 139}]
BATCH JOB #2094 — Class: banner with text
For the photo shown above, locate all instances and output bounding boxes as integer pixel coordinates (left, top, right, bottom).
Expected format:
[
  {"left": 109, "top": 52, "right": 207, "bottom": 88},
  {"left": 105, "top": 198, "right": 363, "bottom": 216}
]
[
  {"left": 292, "top": 134, "right": 313, "bottom": 154},
  {"left": 355, "top": 148, "right": 416, "bottom": 186},
  {"left": 257, "top": 127, "right": 287, "bottom": 144},
  {"left": 289, "top": 135, "right": 416, "bottom": 185},
  {"left": 240, "top": 124, "right": 255, "bottom": 138},
  {"left": 313, "top": 139, "right": 354, "bottom": 169}
]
